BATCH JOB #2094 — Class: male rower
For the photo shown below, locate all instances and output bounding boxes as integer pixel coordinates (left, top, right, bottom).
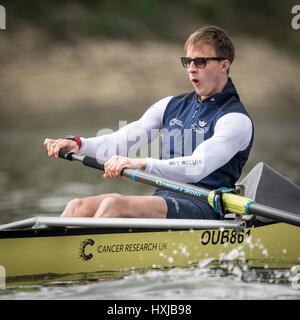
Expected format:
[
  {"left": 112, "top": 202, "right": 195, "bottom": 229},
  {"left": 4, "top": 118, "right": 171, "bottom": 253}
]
[{"left": 44, "top": 26, "right": 254, "bottom": 220}]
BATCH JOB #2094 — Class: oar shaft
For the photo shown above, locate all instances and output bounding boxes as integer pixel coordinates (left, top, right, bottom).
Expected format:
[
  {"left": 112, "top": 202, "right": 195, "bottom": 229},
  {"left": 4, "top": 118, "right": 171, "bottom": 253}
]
[
  {"left": 59, "top": 150, "right": 210, "bottom": 200},
  {"left": 122, "top": 169, "right": 211, "bottom": 201},
  {"left": 250, "top": 203, "right": 300, "bottom": 226}
]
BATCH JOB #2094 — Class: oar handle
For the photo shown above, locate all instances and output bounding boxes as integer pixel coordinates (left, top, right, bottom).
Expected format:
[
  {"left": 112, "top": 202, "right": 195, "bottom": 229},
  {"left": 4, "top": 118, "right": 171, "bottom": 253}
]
[
  {"left": 58, "top": 149, "right": 105, "bottom": 171},
  {"left": 82, "top": 155, "right": 105, "bottom": 171},
  {"left": 58, "top": 149, "right": 74, "bottom": 161}
]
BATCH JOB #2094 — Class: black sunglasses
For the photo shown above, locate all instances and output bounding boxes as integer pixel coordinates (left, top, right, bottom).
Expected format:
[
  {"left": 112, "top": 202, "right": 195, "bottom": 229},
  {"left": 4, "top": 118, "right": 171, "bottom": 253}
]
[{"left": 180, "top": 57, "right": 225, "bottom": 69}]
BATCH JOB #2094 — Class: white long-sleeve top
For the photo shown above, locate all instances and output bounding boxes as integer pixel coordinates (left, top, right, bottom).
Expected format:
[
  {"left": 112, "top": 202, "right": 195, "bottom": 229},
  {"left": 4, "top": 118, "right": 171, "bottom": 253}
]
[{"left": 78, "top": 96, "right": 253, "bottom": 183}]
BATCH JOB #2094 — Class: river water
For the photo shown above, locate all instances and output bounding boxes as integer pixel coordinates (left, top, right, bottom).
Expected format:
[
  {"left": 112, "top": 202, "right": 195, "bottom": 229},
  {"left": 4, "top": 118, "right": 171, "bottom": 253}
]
[{"left": 0, "top": 110, "right": 300, "bottom": 300}]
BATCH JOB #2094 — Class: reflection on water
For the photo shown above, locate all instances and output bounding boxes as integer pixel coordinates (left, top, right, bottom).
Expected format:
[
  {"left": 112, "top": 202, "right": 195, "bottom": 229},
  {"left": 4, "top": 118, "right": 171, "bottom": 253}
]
[
  {"left": 0, "top": 110, "right": 299, "bottom": 299},
  {"left": 2, "top": 261, "right": 300, "bottom": 300}
]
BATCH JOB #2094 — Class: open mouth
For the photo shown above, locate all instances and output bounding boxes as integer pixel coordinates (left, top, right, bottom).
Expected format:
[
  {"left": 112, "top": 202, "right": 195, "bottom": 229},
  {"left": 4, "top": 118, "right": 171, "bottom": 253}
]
[{"left": 192, "top": 78, "right": 199, "bottom": 86}]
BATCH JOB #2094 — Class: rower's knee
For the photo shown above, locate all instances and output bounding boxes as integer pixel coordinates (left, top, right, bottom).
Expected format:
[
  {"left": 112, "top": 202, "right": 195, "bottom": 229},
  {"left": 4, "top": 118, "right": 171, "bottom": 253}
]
[
  {"left": 62, "top": 198, "right": 84, "bottom": 217},
  {"left": 95, "top": 196, "right": 129, "bottom": 218}
]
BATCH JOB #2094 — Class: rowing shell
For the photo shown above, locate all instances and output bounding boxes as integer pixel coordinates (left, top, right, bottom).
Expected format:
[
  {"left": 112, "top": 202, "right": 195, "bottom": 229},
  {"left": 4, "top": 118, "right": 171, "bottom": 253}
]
[
  {"left": 1, "top": 155, "right": 299, "bottom": 285},
  {"left": 0, "top": 217, "right": 299, "bottom": 285}
]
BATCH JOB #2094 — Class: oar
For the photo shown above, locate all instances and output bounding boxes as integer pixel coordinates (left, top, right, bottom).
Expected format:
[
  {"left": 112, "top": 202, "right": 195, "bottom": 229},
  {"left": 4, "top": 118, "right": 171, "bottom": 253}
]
[{"left": 58, "top": 149, "right": 300, "bottom": 227}]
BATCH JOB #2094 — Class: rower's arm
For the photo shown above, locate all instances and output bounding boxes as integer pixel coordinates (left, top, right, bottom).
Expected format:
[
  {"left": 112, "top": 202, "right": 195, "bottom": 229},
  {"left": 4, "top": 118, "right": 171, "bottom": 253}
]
[
  {"left": 145, "top": 113, "right": 253, "bottom": 183},
  {"left": 77, "top": 96, "right": 173, "bottom": 160}
]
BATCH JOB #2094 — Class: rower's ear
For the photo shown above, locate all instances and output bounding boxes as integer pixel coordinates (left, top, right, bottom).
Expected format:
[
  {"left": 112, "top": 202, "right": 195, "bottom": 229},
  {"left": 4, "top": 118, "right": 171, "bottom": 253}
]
[{"left": 220, "top": 60, "right": 231, "bottom": 74}]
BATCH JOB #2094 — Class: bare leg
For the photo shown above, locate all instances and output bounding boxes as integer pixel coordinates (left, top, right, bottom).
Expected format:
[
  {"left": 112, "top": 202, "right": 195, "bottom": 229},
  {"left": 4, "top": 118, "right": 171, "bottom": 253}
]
[
  {"left": 61, "top": 193, "right": 121, "bottom": 217},
  {"left": 61, "top": 194, "right": 168, "bottom": 219},
  {"left": 94, "top": 195, "right": 167, "bottom": 218}
]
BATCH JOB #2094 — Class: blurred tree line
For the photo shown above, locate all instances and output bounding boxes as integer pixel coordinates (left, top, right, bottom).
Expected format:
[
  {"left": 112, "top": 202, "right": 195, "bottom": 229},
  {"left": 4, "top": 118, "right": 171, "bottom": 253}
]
[{"left": 3, "top": 0, "right": 300, "bottom": 55}]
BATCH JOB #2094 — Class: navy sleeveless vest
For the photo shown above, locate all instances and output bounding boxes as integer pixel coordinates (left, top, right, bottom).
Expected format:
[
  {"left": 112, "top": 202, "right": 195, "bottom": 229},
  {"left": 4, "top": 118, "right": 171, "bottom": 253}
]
[{"left": 161, "top": 78, "right": 254, "bottom": 190}]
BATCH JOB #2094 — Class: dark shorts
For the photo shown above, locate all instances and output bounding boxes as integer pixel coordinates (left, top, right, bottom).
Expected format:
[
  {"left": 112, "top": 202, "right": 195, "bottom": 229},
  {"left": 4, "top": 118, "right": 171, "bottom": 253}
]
[{"left": 153, "top": 189, "right": 222, "bottom": 220}]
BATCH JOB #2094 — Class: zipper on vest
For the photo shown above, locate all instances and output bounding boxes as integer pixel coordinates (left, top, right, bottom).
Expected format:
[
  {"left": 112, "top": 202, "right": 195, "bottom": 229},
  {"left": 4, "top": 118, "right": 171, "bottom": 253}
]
[{"left": 184, "top": 104, "right": 200, "bottom": 130}]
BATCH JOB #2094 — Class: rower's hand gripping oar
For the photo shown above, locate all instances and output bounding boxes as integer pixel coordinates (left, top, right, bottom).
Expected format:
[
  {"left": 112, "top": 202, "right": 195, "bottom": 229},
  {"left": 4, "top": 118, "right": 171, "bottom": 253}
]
[{"left": 58, "top": 149, "right": 300, "bottom": 227}]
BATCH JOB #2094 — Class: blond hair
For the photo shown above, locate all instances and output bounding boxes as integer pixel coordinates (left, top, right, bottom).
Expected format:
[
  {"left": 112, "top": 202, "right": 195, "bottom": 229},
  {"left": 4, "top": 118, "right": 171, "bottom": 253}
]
[{"left": 184, "top": 26, "right": 235, "bottom": 64}]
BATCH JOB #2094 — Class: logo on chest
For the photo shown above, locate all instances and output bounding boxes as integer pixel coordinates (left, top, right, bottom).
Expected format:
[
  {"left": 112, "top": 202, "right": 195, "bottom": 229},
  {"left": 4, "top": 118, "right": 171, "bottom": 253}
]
[
  {"left": 191, "top": 120, "right": 209, "bottom": 134},
  {"left": 198, "top": 120, "right": 207, "bottom": 127},
  {"left": 169, "top": 118, "right": 183, "bottom": 127},
  {"left": 169, "top": 118, "right": 208, "bottom": 130}
]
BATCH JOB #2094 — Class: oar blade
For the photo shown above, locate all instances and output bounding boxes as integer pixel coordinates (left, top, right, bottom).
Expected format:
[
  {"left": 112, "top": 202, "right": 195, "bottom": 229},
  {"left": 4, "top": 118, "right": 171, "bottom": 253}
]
[{"left": 237, "top": 162, "right": 300, "bottom": 223}]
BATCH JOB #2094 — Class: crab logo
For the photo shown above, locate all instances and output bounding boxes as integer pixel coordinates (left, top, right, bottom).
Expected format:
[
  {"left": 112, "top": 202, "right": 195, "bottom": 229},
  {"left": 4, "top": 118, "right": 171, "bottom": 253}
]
[{"left": 78, "top": 239, "right": 95, "bottom": 261}]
